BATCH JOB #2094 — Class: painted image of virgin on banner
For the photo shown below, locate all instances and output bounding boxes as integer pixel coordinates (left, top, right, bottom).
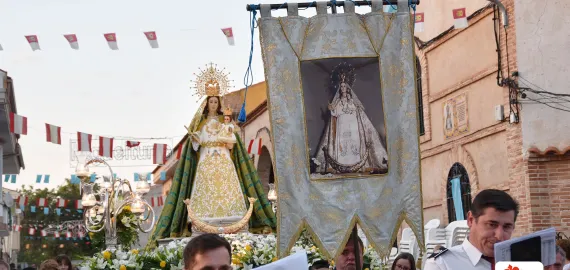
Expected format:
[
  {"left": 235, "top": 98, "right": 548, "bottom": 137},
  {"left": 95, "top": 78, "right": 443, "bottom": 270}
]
[{"left": 303, "top": 59, "right": 389, "bottom": 179}]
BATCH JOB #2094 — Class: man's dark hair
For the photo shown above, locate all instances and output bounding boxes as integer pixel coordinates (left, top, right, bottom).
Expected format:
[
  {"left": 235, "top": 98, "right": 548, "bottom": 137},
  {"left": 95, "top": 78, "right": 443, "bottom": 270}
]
[
  {"left": 183, "top": 233, "right": 232, "bottom": 269},
  {"left": 470, "top": 189, "right": 519, "bottom": 221},
  {"left": 557, "top": 239, "right": 570, "bottom": 260},
  {"left": 311, "top": 259, "right": 330, "bottom": 269}
]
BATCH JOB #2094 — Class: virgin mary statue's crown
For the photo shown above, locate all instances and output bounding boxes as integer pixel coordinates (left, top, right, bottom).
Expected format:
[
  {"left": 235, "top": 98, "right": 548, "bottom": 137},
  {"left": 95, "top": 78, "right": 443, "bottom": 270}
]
[{"left": 190, "top": 62, "right": 232, "bottom": 99}]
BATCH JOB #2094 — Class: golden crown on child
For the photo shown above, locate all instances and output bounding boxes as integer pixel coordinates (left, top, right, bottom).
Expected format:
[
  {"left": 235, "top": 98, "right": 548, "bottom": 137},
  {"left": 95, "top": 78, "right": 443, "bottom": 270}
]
[
  {"left": 223, "top": 106, "right": 233, "bottom": 116},
  {"left": 190, "top": 62, "right": 232, "bottom": 99}
]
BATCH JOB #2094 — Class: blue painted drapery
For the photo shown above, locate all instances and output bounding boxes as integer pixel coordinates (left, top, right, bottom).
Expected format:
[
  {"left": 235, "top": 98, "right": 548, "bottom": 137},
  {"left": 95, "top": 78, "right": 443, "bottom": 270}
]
[{"left": 450, "top": 177, "right": 465, "bottom": 220}]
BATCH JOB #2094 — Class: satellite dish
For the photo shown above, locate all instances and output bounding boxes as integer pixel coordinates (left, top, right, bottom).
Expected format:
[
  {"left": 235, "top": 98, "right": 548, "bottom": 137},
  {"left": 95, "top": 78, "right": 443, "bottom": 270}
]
[{"left": 3, "top": 193, "right": 13, "bottom": 208}]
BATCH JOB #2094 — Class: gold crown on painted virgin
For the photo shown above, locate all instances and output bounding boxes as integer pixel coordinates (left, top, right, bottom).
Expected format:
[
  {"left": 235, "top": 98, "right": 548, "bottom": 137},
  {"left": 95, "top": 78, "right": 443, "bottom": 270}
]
[
  {"left": 223, "top": 106, "right": 233, "bottom": 116},
  {"left": 190, "top": 62, "right": 232, "bottom": 99}
]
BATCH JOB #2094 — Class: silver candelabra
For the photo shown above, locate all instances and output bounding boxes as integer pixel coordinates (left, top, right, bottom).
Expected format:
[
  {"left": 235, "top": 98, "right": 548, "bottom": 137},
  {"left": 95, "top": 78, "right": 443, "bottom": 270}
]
[{"left": 75, "top": 155, "right": 156, "bottom": 251}]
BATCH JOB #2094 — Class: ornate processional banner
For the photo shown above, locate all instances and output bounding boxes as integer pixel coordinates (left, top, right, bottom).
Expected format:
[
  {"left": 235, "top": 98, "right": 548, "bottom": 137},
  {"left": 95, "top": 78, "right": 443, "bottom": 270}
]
[{"left": 258, "top": 0, "right": 424, "bottom": 258}]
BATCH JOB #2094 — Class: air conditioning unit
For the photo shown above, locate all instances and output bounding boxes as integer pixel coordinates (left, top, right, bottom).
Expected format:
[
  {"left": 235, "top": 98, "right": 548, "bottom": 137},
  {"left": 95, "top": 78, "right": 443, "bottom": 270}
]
[{"left": 495, "top": 105, "right": 504, "bottom": 121}]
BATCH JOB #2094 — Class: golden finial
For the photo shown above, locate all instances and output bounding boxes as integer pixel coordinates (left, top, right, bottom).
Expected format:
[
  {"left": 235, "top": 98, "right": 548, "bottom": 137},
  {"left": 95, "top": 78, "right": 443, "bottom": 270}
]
[
  {"left": 190, "top": 62, "right": 233, "bottom": 100},
  {"left": 223, "top": 106, "right": 233, "bottom": 116}
]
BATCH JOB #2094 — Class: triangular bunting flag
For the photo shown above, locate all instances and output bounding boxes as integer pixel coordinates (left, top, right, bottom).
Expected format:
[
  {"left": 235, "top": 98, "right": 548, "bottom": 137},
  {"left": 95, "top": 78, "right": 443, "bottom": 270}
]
[
  {"left": 64, "top": 34, "right": 79, "bottom": 50},
  {"left": 415, "top": 13, "right": 425, "bottom": 33},
  {"left": 104, "top": 33, "right": 118, "bottom": 50},
  {"left": 221, "top": 27, "right": 235, "bottom": 45},
  {"left": 144, "top": 31, "right": 159, "bottom": 48},
  {"left": 25, "top": 35, "right": 40, "bottom": 51},
  {"left": 126, "top": 141, "right": 140, "bottom": 148}
]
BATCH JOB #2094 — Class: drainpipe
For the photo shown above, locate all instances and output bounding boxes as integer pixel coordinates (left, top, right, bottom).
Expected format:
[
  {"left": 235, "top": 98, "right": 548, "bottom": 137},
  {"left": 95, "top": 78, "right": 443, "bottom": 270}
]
[{"left": 488, "top": 0, "right": 508, "bottom": 27}]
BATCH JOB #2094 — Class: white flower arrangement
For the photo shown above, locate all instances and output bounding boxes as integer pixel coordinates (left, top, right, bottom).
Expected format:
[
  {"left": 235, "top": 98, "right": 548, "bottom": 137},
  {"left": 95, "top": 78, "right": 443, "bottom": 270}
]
[{"left": 81, "top": 233, "right": 387, "bottom": 270}]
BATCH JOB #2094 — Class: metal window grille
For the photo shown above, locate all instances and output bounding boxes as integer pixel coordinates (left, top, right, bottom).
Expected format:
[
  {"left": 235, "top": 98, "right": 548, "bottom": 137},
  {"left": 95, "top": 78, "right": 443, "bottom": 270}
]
[{"left": 446, "top": 163, "right": 472, "bottom": 223}]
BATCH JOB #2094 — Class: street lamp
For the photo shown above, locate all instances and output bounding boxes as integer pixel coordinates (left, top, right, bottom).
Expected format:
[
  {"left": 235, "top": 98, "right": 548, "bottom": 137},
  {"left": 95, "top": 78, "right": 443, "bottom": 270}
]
[{"left": 75, "top": 155, "right": 156, "bottom": 251}]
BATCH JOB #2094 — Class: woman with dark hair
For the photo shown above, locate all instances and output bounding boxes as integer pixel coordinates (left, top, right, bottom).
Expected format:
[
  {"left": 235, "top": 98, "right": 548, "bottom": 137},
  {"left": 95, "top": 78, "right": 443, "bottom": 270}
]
[
  {"left": 391, "top": 252, "right": 416, "bottom": 270},
  {"left": 55, "top": 255, "right": 72, "bottom": 270}
]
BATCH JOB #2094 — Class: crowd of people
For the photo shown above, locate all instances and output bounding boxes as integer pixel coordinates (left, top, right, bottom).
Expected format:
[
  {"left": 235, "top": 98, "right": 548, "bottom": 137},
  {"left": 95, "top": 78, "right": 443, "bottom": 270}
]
[
  {"left": 0, "top": 255, "right": 74, "bottom": 270},
  {"left": 180, "top": 188, "right": 569, "bottom": 270}
]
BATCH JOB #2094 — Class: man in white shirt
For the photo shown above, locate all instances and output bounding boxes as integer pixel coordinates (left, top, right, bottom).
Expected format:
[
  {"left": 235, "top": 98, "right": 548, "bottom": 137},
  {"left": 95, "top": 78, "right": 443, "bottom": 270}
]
[{"left": 424, "top": 189, "right": 519, "bottom": 270}]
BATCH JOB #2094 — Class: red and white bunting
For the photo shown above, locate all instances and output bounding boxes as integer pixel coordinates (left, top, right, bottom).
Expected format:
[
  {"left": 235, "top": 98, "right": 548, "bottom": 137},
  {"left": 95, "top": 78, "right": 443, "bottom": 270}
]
[
  {"left": 13, "top": 225, "right": 21, "bottom": 232},
  {"left": 66, "top": 231, "right": 72, "bottom": 238},
  {"left": 153, "top": 143, "right": 167, "bottom": 165},
  {"left": 104, "top": 33, "right": 118, "bottom": 50},
  {"left": 99, "top": 136, "right": 114, "bottom": 158},
  {"left": 56, "top": 198, "right": 67, "bottom": 208},
  {"left": 41, "top": 230, "right": 47, "bottom": 237},
  {"left": 77, "top": 132, "right": 92, "bottom": 152},
  {"left": 29, "top": 228, "right": 36, "bottom": 235},
  {"left": 75, "top": 200, "right": 83, "bottom": 210},
  {"left": 37, "top": 198, "right": 48, "bottom": 207},
  {"left": 221, "top": 27, "right": 235, "bottom": 46},
  {"left": 453, "top": 8, "right": 468, "bottom": 29},
  {"left": 144, "top": 31, "right": 159, "bottom": 49},
  {"left": 54, "top": 231, "right": 60, "bottom": 238},
  {"left": 9, "top": 112, "right": 28, "bottom": 135},
  {"left": 176, "top": 143, "right": 184, "bottom": 159},
  {"left": 64, "top": 34, "right": 79, "bottom": 50},
  {"left": 126, "top": 141, "right": 140, "bottom": 148},
  {"left": 45, "top": 123, "right": 62, "bottom": 144},
  {"left": 157, "top": 196, "right": 164, "bottom": 206},
  {"left": 16, "top": 196, "right": 28, "bottom": 207},
  {"left": 25, "top": 35, "right": 40, "bottom": 51},
  {"left": 248, "top": 138, "right": 262, "bottom": 155},
  {"left": 415, "top": 13, "right": 425, "bottom": 33},
  {"left": 150, "top": 197, "right": 155, "bottom": 207}
]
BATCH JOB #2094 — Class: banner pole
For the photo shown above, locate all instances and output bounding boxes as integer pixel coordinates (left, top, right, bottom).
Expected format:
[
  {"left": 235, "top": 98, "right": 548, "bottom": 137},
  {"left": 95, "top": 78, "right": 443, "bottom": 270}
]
[
  {"left": 246, "top": 0, "right": 420, "bottom": 11},
  {"left": 352, "top": 226, "right": 361, "bottom": 270}
]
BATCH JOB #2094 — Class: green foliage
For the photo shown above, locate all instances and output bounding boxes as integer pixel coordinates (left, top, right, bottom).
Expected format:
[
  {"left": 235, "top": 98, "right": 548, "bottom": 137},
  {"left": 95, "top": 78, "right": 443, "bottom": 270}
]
[
  {"left": 18, "top": 179, "right": 93, "bottom": 265},
  {"left": 17, "top": 178, "right": 140, "bottom": 265},
  {"left": 89, "top": 206, "right": 140, "bottom": 251}
]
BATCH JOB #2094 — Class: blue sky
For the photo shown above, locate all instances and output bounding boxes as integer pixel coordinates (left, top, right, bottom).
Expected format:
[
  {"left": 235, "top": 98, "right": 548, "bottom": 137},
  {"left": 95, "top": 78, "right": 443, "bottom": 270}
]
[{"left": 0, "top": 0, "right": 363, "bottom": 190}]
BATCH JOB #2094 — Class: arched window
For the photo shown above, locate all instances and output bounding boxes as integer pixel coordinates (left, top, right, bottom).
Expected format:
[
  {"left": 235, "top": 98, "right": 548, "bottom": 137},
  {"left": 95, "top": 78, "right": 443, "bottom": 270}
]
[
  {"left": 416, "top": 56, "right": 425, "bottom": 136},
  {"left": 446, "top": 163, "right": 472, "bottom": 223}
]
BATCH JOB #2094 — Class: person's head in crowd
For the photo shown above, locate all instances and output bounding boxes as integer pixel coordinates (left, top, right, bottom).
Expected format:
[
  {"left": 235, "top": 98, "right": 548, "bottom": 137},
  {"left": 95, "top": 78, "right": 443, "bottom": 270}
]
[
  {"left": 467, "top": 189, "right": 519, "bottom": 257},
  {"left": 311, "top": 259, "right": 330, "bottom": 270},
  {"left": 334, "top": 234, "right": 364, "bottom": 270},
  {"left": 556, "top": 239, "right": 570, "bottom": 265},
  {"left": 0, "top": 261, "right": 9, "bottom": 270},
  {"left": 55, "top": 255, "right": 72, "bottom": 270},
  {"left": 545, "top": 245, "right": 565, "bottom": 270},
  {"left": 39, "top": 260, "right": 59, "bottom": 270},
  {"left": 391, "top": 252, "right": 416, "bottom": 270},
  {"left": 183, "top": 233, "right": 232, "bottom": 270},
  {"left": 9, "top": 263, "right": 15, "bottom": 270}
]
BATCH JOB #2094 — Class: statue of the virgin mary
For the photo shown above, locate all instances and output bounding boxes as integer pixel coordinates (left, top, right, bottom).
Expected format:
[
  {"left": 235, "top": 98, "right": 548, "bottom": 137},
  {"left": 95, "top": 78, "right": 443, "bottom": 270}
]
[
  {"left": 147, "top": 64, "right": 276, "bottom": 248},
  {"left": 312, "top": 62, "right": 388, "bottom": 175}
]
